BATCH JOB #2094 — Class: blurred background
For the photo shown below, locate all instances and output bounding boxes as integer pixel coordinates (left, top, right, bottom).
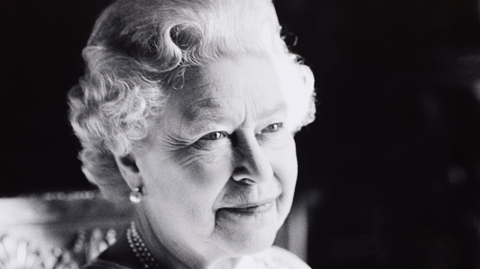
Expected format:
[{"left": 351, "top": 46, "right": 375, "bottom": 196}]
[{"left": 1, "top": 0, "right": 480, "bottom": 268}]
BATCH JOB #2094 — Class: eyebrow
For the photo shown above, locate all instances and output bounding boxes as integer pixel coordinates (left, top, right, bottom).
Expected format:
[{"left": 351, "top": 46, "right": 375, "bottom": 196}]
[
  {"left": 184, "top": 97, "right": 288, "bottom": 122},
  {"left": 182, "top": 98, "right": 224, "bottom": 123}
]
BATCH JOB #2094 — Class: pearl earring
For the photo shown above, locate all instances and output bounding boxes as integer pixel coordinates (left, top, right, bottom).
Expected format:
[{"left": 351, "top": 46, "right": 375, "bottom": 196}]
[{"left": 129, "top": 187, "right": 143, "bottom": 203}]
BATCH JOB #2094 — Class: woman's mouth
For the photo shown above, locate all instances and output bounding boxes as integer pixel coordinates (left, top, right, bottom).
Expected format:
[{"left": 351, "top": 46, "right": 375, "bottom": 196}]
[
  {"left": 215, "top": 198, "right": 279, "bottom": 227},
  {"left": 220, "top": 200, "right": 275, "bottom": 215}
]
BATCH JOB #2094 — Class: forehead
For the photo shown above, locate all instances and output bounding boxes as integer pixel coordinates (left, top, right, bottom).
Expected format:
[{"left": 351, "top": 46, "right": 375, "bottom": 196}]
[{"left": 171, "top": 55, "right": 286, "bottom": 119}]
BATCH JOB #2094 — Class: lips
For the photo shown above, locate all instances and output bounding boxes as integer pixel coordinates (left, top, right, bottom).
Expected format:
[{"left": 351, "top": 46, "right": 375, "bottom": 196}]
[{"left": 219, "top": 199, "right": 275, "bottom": 215}]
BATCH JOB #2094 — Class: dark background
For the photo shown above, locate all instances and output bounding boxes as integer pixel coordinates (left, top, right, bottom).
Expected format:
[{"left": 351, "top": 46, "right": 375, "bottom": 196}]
[{"left": 1, "top": 0, "right": 480, "bottom": 268}]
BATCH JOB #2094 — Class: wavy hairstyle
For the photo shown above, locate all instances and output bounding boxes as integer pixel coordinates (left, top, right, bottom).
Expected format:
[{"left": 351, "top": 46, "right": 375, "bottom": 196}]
[{"left": 68, "top": 0, "right": 316, "bottom": 200}]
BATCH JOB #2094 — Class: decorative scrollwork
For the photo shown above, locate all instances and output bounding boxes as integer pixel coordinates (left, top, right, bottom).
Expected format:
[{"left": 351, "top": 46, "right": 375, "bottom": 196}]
[
  {"left": 0, "top": 235, "right": 45, "bottom": 269},
  {"left": 0, "top": 228, "right": 119, "bottom": 269},
  {"left": 51, "top": 248, "right": 79, "bottom": 269}
]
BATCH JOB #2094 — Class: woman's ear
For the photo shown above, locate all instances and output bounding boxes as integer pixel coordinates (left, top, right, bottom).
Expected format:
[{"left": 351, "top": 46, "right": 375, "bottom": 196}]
[
  {"left": 114, "top": 153, "right": 142, "bottom": 189},
  {"left": 300, "top": 65, "right": 315, "bottom": 91}
]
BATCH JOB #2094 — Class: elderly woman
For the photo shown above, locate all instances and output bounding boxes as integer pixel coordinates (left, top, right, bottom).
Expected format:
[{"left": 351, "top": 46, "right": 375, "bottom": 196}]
[{"left": 68, "top": 0, "right": 315, "bottom": 268}]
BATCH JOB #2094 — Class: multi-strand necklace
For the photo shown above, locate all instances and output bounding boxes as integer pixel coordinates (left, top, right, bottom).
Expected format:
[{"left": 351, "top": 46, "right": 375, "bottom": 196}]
[{"left": 126, "top": 222, "right": 163, "bottom": 269}]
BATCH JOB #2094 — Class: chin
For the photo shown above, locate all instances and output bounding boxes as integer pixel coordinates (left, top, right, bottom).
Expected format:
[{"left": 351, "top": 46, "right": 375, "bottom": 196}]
[{"left": 220, "top": 225, "right": 279, "bottom": 256}]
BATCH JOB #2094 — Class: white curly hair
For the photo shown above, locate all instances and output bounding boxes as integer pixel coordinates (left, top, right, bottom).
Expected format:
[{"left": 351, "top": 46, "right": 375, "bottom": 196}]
[{"left": 68, "top": 0, "right": 316, "bottom": 200}]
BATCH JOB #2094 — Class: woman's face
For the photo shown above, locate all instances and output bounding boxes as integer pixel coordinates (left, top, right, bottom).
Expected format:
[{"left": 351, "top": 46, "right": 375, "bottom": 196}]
[{"left": 134, "top": 54, "right": 299, "bottom": 262}]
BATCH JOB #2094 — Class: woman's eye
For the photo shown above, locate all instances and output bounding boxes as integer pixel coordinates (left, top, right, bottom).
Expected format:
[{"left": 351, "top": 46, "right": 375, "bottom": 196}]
[
  {"left": 262, "top": 122, "right": 283, "bottom": 133},
  {"left": 200, "top": 131, "right": 228, "bottom": 140}
]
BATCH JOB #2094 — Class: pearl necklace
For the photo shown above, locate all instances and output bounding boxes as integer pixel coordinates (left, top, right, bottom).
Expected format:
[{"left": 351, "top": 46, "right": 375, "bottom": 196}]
[{"left": 127, "top": 222, "right": 163, "bottom": 269}]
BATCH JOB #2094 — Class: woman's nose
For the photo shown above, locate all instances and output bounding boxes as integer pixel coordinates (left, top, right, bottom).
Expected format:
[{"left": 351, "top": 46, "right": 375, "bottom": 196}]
[{"left": 231, "top": 132, "right": 273, "bottom": 184}]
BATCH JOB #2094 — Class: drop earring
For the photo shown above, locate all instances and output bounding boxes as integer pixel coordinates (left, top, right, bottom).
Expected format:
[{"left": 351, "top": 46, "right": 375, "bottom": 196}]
[{"left": 129, "top": 187, "right": 143, "bottom": 203}]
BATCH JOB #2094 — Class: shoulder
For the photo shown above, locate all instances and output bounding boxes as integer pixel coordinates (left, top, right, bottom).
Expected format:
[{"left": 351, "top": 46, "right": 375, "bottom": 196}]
[
  {"left": 239, "top": 246, "right": 312, "bottom": 269},
  {"left": 81, "top": 259, "right": 132, "bottom": 269}
]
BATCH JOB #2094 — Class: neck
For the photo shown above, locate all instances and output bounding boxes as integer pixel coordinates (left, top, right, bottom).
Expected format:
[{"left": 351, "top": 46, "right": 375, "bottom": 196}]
[{"left": 133, "top": 208, "right": 243, "bottom": 269}]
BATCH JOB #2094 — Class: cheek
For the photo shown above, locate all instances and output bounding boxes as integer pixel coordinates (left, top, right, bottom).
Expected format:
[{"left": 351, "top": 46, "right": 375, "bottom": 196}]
[
  {"left": 175, "top": 148, "right": 234, "bottom": 190},
  {"left": 177, "top": 147, "right": 231, "bottom": 170},
  {"left": 271, "top": 138, "right": 298, "bottom": 192},
  {"left": 142, "top": 155, "right": 235, "bottom": 235},
  {"left": 151, "top": 151, "right": 234, "bottom": 211}
]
